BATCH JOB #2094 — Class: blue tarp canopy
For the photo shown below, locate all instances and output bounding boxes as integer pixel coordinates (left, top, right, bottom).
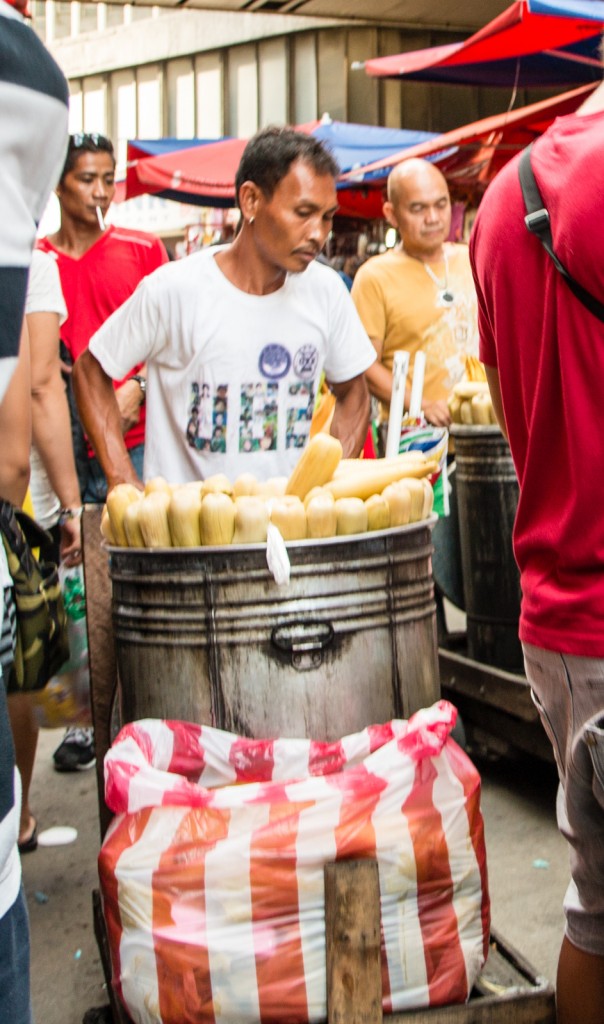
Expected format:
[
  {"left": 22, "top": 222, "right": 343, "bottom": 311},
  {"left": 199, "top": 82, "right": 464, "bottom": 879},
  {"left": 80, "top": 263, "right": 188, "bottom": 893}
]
[{"left": 125, "top": 120, "right": 440, "bottom": 217}]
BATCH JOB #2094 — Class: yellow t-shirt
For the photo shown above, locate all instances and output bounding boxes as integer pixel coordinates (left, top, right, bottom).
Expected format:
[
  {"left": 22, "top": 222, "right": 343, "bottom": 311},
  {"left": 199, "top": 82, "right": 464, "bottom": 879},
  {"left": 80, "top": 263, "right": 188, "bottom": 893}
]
[{"left": 351, "top": 243, "right": 479, "bottom": 421}]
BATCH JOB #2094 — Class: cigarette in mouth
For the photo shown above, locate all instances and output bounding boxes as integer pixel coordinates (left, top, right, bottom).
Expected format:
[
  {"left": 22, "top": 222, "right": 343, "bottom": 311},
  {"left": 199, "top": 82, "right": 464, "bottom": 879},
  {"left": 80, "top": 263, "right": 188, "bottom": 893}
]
[{"left": 96, "top": 206, "right": 106, "bottom": 231}]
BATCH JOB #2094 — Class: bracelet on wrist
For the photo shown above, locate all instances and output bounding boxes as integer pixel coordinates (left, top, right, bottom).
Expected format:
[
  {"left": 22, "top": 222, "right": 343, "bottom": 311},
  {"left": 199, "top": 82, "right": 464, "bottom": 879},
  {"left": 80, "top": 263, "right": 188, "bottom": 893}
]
[{"left": 59, "top": 506, "right": 83, "bottom": 526}]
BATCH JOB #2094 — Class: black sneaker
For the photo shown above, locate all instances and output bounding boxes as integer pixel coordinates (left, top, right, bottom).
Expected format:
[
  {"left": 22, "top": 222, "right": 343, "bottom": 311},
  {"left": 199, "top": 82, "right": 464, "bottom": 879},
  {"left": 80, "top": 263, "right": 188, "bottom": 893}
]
[{"left": 52, "top": 727, "right": 96, "bottom": 772}]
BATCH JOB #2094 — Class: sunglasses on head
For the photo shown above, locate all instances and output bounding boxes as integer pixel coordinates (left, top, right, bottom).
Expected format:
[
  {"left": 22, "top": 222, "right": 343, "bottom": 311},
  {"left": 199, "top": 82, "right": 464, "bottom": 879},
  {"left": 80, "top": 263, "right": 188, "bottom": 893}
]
[{"left": 69, "top": 132, "right": 113, "bottom": 151}]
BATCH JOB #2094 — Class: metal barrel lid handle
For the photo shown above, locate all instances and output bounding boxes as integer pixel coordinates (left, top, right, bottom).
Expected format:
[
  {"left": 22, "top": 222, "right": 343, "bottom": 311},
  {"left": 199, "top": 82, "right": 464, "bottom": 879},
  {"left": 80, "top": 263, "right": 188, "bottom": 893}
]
[{"left": 271, "top": 621, "right": 335, "bottom": 670}]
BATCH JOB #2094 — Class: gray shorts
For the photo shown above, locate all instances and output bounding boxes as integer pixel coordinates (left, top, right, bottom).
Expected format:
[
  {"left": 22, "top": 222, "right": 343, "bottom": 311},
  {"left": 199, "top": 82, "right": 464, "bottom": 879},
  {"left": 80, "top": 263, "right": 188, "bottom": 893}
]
[{"left": 523, "top": 642, "right": 604, "bottom": 956}]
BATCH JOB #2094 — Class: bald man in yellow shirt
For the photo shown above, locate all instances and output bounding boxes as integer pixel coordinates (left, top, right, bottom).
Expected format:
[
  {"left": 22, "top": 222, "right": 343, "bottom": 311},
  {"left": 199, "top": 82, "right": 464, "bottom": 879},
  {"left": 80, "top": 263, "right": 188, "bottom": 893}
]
[{"left": 352, "top": 159, "right": 479, "bottom": 435}]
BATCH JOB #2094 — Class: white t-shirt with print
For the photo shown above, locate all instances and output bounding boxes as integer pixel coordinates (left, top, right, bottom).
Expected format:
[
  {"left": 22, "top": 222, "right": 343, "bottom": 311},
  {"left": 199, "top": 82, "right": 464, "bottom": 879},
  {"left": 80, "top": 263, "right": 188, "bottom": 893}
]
[{"left": 89, "top": 247, "right": 376, "bottom": 483}]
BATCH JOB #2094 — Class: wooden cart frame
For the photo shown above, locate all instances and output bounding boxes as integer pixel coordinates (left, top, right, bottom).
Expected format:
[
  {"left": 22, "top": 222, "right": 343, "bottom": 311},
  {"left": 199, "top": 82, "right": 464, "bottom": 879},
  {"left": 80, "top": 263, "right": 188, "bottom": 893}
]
[
  {"left": 81, "top": 507, "right": 555, "bottom": 1024},
  {"left": 439, "top": 645, "right": 554, "bottom": 764}
]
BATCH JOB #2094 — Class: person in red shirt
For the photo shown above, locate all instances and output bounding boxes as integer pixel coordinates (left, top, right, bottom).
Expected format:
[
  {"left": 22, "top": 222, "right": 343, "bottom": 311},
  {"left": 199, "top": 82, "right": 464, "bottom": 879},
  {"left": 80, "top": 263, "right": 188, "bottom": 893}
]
[
  {"left": 38, "top": 133, "right": 168, "bottom": 773},
  {"left": 470, "top": 74, "right": 604, "bottom": 1024},
  {"left": 39, "top": 133, "right": 169, "bottom": 505}
]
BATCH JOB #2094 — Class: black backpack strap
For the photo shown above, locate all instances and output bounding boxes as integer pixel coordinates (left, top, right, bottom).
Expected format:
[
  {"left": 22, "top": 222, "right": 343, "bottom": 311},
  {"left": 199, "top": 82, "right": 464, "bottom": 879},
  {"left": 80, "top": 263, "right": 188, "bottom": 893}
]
[{"left": 519, "top": 144, "right": 604, "bottom": 324}]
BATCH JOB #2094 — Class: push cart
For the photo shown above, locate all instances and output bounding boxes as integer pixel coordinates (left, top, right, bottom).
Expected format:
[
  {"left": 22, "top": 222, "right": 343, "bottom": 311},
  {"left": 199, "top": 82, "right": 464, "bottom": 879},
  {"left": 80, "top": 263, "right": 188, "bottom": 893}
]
[{"left": 80, "top": 506, "right": 555, "bottom": 1024}]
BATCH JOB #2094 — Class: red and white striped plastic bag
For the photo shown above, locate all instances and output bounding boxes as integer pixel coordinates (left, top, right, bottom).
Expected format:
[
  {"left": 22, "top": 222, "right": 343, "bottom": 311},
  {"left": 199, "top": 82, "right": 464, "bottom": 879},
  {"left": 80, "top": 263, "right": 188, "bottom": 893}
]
[{"left": 99, "top": 700, "right": 489, "bottom": 1024}]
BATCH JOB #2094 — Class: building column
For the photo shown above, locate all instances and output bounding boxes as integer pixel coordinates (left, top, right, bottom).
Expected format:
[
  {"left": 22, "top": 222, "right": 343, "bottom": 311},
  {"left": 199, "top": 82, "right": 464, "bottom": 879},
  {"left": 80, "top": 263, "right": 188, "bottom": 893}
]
[
  {"left": 45, "top": 0, "right": 56, "bottom": 42},
  {"left": 70, "top": 1, "right": 80, "bottom": 37}
]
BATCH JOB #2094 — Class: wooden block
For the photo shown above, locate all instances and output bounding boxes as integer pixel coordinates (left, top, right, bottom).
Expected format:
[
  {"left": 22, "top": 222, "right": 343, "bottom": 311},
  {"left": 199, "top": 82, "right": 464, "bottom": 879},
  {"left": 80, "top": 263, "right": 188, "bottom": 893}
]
[{"left": 325, "top": 860, "right": 383, "bottom": 1024}]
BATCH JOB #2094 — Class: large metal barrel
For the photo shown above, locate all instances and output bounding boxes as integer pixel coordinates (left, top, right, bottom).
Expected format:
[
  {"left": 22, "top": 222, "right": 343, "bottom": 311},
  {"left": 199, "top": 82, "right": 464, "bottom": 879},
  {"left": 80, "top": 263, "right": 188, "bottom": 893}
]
[
  {"left": 451, "top": 424, "right": 522, "bottom": 672},
  {"left": 108, "top": 520, "right": 440, "bottom": 741}
]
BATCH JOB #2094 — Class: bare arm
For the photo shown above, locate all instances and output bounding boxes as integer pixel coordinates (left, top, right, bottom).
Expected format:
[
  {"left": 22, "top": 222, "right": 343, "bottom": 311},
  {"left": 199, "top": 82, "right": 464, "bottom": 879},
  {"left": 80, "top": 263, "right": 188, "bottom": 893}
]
[
  {"left": 0, "top": 322, "right": 31, "bottom": 506},
  {"left": 115, "top": 370, "right": 146, "bottom": 435},
  {"left": 72, "top": 349, "right": 142, "bottom": 491},
  {"left": 366, "top": 344, "right": 395, "bottom": 407},
  {"left": 28, "top": 310, "right": 82, "bottom": 563},
  {"left": 328, "top": 373, "right": 371, "bottom": 458},
  {"left": 485, "top": 364, "right": 507, "bottom": 440}
]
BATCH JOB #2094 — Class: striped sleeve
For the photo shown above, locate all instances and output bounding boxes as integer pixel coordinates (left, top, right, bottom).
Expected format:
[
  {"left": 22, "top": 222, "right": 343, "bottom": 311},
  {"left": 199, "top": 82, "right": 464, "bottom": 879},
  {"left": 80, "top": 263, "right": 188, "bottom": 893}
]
[{"left": 0, "top": 2, "right": 69, "bottom": 403}]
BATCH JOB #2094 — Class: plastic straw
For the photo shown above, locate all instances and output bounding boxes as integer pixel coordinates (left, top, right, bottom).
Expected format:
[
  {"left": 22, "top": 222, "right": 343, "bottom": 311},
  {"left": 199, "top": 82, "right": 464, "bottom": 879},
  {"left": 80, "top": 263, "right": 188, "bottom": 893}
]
[
  {"left": 441, "top": 458, "right": 450, "bottom": 516},
  {"left": 385, "top": 350, "right": 409, "bottom": 458},
  {"left": 96, "top": 206, "right": 106, "bottom": 231}
]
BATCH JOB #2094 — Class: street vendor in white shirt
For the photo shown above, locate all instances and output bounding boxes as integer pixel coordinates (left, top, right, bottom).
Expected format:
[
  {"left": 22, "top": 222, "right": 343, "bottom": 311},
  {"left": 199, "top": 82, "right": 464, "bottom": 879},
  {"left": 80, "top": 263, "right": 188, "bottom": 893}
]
[{"left": 73, "top": 127, "right": 377, "bottom": 488}]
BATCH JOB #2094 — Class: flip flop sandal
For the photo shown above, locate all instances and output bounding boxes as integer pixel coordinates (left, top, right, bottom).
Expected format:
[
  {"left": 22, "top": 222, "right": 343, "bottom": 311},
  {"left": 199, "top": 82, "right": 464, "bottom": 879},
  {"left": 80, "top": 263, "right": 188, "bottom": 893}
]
[{"left": 18, "top": 819, "right": 38, "bottom": 855}]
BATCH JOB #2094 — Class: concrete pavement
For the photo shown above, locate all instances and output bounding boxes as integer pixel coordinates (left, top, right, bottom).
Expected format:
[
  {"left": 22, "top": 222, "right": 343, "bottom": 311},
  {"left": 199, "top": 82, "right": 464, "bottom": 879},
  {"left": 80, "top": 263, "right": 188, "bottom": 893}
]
[{"left": 22, "top": 728, "right": 106, "bottom": 1024}]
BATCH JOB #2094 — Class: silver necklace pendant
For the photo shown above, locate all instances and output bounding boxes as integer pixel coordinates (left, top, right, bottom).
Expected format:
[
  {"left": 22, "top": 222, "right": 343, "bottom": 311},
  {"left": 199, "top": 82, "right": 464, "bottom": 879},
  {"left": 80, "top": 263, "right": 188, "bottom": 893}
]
[{"left": 422, "top": 251, "right": 454, "bottom": 307}]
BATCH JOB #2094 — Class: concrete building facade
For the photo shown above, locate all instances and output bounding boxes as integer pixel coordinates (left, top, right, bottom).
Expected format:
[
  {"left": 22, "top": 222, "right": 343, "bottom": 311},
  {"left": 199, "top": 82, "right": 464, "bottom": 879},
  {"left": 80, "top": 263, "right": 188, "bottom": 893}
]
[{"left": 32, "top": 1, "right": 547, "bottom": 238}]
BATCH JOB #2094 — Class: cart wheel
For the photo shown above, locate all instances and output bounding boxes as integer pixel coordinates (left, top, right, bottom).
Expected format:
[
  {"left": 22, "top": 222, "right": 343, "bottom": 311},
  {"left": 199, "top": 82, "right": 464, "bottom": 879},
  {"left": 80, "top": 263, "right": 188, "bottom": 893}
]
[
  {"left": 82, "top": 1006, "right": 113, "bottom": 1023},
  {"left": 451, "top": 712, "right": 467, "bottom": 752}
]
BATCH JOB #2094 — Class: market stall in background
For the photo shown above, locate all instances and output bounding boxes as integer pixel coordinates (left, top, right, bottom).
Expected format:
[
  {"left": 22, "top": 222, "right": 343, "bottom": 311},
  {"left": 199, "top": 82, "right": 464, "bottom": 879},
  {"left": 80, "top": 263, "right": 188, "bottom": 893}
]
[
  {"left": 360, "top": 0, "right": 604, "bottom": 88},
  {"left": 113, "top": 74, "right": 600, "bottom": 263},
  {"left": 117, "top": 118, "right": 441, "bottom": 256}
]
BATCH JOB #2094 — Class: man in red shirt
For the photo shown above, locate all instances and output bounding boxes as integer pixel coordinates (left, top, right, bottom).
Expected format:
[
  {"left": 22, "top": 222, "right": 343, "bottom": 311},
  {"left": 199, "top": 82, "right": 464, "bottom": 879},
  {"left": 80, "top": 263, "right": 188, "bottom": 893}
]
[
  {"left": 470, "top": 73, "right": 604, "bottom": 1024},
  {"left": 39, "top": 133, "right": 168, "bottom": 772},
  {"left": 39, "top": 133, "right": 168, "bottom": 505}
]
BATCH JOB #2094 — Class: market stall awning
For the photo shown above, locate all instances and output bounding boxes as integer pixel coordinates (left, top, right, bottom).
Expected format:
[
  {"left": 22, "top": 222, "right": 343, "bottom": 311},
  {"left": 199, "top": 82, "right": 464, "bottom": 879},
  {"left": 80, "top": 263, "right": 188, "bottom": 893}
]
[
  {"left": 126, "top": 137, "right": 232, "bottom": 204},
  {"left": 362, "top": 0, "right": 604, "bottom": 87},
  {"left": 125, "top": 120, "right": 440, "bottom": 217},
  {"left": 339, "top": 82, "right": 597, "bottom": 194}
]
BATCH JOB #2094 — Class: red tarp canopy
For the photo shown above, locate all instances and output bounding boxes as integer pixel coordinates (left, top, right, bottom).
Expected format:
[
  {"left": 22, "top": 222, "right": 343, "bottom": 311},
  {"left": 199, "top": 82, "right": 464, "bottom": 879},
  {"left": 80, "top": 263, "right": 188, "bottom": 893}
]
[
  {"left": 339, "top": 82, "right": 598, "bottom": 196},
  {"left": 363, "top": 0, "right": 604, "bottom": 87},
  {"left": 127, "top": 135, "right": 248, "bottom": 204},
  {"left": 124, "top": 119, "right": 441, "bottom": 219}
]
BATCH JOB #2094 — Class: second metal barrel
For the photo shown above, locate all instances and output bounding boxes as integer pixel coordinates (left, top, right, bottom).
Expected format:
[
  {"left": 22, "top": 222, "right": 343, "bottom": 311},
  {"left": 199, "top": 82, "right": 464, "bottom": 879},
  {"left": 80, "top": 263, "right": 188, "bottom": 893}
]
[{"left": 452, "top": 424, "right": 522, "bottom": 672}]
